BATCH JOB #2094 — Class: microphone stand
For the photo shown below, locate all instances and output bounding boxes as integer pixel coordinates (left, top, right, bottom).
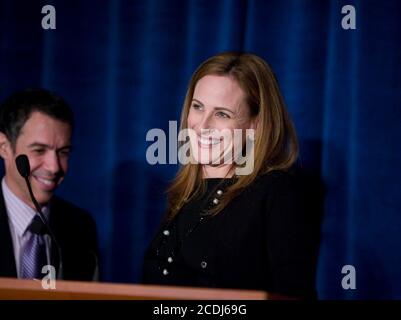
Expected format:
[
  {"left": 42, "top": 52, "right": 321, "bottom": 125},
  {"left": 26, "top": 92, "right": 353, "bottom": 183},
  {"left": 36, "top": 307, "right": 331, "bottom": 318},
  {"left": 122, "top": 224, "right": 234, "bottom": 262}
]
[{"left": 22, "top": 176, "right": 64, "bottom": 280}]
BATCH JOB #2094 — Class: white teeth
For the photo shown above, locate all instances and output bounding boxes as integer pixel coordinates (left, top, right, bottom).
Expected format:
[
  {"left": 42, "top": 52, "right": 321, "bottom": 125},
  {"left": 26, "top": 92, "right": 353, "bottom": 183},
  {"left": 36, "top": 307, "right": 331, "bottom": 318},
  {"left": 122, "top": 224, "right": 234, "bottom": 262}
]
[
  {"left": 198, "top": 136, "right": 220, "bottom": 146},
  {"left": 35, "top": 177, "right": 54, "bottom": 186}
]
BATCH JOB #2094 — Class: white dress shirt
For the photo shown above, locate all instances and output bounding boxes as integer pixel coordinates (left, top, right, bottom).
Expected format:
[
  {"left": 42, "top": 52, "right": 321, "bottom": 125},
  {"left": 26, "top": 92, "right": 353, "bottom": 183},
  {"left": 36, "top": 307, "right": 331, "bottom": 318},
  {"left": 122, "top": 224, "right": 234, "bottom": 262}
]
[{"left": 2, "top": 178, "right": 50, "bottom": 278}]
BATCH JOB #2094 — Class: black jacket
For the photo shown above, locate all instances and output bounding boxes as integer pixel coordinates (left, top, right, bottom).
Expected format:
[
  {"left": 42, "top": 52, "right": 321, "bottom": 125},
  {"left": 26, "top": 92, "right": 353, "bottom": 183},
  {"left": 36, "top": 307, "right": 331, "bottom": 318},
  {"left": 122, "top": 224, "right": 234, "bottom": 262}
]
[
  {"left": 142, "top": 169, "right": 319, "bottom": 298},
  {"left": 0, "top": 186, "right": 99, "bottom": 281}
]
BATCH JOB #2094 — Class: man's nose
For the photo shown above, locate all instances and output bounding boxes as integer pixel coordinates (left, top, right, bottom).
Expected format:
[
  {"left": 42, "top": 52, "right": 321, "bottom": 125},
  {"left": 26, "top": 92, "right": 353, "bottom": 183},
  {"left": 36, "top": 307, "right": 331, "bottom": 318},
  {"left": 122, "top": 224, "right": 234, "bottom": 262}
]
[{"left": 44, "top": 152, "right": 61, "bottom": 174}]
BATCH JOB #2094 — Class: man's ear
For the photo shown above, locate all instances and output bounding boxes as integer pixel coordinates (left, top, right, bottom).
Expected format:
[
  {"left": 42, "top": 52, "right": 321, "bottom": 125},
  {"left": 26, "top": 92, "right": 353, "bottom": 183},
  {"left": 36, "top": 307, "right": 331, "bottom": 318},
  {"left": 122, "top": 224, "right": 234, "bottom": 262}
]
[{"left": 0, "top": 132, "right": 12, "bottom": 159}]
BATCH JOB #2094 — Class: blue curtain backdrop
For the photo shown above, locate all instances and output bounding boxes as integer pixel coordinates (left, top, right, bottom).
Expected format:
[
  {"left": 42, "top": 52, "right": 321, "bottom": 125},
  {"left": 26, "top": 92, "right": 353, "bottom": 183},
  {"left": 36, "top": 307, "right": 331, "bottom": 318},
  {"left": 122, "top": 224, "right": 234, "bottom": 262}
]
[{"left": 0, "top": 0, "right": 400, "bottom": 299}]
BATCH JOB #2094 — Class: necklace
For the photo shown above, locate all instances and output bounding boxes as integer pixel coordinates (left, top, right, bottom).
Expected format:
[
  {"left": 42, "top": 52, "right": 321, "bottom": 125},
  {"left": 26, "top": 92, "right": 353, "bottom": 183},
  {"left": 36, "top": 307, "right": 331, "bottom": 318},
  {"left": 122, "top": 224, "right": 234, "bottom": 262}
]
[{"left": 155, "top": 178, "right": 235, "bottom": 277}]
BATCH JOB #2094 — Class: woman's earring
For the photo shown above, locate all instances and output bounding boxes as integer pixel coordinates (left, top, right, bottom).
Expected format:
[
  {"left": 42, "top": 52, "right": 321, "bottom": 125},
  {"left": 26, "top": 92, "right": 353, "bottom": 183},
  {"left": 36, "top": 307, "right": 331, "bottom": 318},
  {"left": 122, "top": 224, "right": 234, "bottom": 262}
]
[{"left": 246, "top": 129, "right": 255, "bottom": 142}]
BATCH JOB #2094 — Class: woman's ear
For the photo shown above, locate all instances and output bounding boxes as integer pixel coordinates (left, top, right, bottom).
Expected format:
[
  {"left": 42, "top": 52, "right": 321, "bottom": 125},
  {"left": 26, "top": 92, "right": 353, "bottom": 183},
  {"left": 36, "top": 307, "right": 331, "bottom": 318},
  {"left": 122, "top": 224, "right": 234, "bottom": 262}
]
[
  {"left": 247, "top": 118, "right": 258, "bottom": 141},
  {"left": 0, "top": 132, "right": 12, "bottom": 159},
  {"left": 249, "top": 116, "right": 259, "bottom": 131}
]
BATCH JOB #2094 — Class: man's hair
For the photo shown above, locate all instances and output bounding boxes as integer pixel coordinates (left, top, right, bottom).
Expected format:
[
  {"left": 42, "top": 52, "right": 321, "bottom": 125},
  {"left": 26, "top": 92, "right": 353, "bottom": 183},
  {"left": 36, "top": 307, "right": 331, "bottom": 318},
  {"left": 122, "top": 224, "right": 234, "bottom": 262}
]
[{"left": 0, "top": 88, "right": 74, "bottom": 148}]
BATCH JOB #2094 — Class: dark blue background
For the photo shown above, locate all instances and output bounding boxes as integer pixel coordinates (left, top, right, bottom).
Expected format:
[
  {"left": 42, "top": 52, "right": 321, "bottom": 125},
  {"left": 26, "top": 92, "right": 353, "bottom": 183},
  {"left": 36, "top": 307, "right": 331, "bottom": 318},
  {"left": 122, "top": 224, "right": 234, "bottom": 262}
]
[{"left": 1, "top": 0, "right": 400, "bottom": 299}]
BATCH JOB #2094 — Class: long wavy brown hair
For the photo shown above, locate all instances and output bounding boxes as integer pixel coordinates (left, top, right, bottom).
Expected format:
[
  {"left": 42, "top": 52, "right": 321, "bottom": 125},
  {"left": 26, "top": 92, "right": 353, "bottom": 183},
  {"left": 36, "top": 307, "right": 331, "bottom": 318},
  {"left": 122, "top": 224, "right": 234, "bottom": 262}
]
[{"left": 166, "top": 52, "right": 298, "bottom": 219}]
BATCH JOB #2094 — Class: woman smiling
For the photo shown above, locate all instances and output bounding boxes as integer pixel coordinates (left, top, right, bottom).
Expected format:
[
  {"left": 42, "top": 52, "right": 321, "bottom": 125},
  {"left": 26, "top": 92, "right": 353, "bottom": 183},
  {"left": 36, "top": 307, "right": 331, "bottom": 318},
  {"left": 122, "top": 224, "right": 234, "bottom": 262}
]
[{"left": 142, "top": 52, "right": 317, "bottom": 299}]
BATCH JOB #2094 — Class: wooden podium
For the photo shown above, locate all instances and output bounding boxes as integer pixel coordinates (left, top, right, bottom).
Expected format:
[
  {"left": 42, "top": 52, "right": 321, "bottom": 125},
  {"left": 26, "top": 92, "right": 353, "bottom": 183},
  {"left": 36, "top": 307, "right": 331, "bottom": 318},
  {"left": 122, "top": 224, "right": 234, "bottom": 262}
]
[{"left": 0, "top": 277, "right": 267, "bottom": 300}]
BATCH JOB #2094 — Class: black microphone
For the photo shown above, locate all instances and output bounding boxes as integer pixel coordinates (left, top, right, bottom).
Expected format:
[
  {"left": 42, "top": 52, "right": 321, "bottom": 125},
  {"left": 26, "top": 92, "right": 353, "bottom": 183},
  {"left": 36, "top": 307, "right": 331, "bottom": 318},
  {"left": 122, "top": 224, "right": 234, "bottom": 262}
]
[
  {"left": 15, "top": 154, "right": 64, "bottom": 279},
  {"left": 15, "top": 154, "right": 30, "bottom": 178}
]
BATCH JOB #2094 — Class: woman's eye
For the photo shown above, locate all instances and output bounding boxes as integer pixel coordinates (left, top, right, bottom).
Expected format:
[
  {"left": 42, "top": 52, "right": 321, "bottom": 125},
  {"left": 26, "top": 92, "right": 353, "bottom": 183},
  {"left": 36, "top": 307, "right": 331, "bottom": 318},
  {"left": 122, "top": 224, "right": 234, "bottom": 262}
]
[
  {"left": 192, "top": 103, "right": 202, "bottom": 110},
  {"left": 216, "top": 111, "right": 230, "bottom": 119}
]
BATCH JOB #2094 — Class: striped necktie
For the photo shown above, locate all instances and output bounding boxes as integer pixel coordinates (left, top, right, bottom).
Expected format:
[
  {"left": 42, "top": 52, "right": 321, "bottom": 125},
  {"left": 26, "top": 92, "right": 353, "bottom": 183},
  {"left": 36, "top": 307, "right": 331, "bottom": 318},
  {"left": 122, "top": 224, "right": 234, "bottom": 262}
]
[{"left": 20, "top": 215, "right": 48, "bottom": 279}]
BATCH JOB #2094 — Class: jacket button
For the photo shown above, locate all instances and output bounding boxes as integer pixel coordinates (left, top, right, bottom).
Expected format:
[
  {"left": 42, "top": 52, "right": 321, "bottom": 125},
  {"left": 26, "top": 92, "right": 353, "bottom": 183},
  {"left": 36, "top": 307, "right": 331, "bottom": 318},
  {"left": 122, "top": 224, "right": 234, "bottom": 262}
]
[
  {"left": 163, "top": 230, "right": 170, "bottom": 236},
  {"left": 201, "top": 261, "right": 207, "bottom": 269},
  {"left": 162, "top": 269, "right": 169, "bottom": 275}
]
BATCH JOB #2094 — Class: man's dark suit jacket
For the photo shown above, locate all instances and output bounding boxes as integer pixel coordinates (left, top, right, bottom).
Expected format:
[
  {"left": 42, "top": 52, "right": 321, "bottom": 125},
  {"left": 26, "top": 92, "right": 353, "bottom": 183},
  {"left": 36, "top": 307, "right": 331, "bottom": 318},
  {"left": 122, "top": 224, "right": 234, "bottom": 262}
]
[{"left": 0, "top": 187, "right": 99, "bottom": 281}]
